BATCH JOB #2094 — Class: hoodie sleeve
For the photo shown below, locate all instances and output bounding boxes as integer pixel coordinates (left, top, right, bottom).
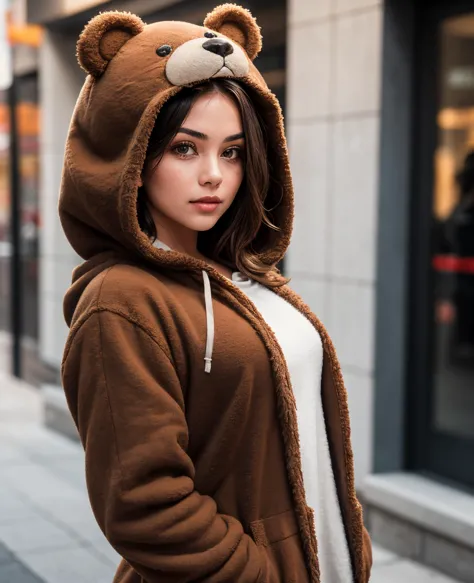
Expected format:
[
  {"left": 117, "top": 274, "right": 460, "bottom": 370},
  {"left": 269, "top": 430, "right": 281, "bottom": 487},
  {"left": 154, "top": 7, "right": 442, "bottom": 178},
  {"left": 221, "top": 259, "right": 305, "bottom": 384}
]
[{"left": 61, "top": 309, "right": 270, "bottom": 583}]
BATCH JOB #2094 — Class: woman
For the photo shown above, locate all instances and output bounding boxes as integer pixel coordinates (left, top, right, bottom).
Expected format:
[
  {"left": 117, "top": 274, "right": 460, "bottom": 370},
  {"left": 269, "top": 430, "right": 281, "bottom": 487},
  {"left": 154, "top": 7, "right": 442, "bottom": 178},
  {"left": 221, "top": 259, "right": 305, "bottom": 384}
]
[{"left": 60, "top": 5, "right": 372, "bottom": 583}]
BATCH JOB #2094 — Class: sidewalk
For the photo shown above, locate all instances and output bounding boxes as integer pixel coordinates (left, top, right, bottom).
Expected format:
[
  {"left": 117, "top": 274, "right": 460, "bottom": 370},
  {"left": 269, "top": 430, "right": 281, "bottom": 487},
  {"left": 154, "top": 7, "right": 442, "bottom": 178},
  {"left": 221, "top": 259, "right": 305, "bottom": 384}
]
[{"left": 0, "top": 365, "right": 462, "bottom": 582}]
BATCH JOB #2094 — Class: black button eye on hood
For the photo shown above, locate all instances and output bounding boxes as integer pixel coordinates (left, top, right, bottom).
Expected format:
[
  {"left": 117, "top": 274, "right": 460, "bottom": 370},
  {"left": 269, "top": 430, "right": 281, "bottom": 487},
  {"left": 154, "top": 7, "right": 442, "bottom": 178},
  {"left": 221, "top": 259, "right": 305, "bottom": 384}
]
[{"left": 156, "top": 44, "right": 172, "bottom": 57}]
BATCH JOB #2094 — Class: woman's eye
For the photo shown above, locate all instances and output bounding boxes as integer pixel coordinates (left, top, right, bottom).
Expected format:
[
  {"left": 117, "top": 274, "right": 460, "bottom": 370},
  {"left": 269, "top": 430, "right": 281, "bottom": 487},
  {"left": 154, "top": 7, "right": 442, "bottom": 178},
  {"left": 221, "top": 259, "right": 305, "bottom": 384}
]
[
  {"left": 173, "top": 143, "right": 195, "bottom": 156},
  {"left": 156, "top": 45, "right": 172, "bottom": 57},
  {"left": 222, "top": 147, "right": 241, "bottom": 160}
]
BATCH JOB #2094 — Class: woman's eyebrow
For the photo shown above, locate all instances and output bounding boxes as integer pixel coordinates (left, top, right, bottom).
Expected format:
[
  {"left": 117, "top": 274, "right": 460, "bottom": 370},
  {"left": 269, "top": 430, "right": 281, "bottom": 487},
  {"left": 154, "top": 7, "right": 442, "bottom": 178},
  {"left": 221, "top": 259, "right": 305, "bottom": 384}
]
[
  {"left": 178, "top": 128, "right": 245, "bottom": 142},
  {"left": 179, "top": 127, "right": 207, "bottom": 140},
  {"left": 224, "top": 132, "right": 245, "bottom": 142}
]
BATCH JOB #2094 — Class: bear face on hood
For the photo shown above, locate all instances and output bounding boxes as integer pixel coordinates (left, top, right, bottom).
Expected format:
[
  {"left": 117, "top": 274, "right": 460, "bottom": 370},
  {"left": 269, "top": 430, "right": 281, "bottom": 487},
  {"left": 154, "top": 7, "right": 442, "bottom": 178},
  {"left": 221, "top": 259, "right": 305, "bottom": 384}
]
[
  {"left": 59, "top": 4, "right": 293, "bottom": 276},
  {"left": 77, "top": 4, "right": 262, "bottom": 81}
]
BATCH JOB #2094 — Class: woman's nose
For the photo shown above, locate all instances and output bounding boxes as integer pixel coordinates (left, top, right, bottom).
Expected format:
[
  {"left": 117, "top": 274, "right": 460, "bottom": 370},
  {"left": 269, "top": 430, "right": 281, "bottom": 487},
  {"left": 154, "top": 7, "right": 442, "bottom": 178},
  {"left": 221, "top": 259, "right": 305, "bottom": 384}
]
[{"left": 199, "top": 157, "right": 223, "bottom": 187}]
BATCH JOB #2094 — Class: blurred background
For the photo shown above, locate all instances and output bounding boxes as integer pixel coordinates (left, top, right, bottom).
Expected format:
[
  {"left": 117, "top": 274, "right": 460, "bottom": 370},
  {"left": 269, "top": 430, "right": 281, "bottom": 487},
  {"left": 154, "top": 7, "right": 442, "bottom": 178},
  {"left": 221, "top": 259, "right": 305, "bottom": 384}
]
[{"left": 1, "top": 0, "right": 474, "bottom": 582}]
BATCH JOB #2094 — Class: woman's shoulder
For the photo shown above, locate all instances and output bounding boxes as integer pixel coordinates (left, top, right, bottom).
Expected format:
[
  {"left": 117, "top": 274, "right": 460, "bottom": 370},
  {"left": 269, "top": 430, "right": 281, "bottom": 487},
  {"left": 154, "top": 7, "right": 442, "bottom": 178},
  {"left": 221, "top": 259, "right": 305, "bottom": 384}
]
[
  {"left": 78, "top": 261, "right": 175, "bottom": 323},
  {"left": 64, "top": 262, "right": 178, "bottom": 374},
  {"left": 102, "top": 261, "right": 164, "bottom": 288}
]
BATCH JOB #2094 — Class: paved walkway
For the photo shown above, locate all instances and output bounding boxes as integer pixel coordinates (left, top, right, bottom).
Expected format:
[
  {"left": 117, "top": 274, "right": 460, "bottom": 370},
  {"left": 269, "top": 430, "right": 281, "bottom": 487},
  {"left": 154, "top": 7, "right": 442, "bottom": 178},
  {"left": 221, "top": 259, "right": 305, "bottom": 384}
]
[{"left": 0, "top": 362, "right": 462, "bottom": 582}]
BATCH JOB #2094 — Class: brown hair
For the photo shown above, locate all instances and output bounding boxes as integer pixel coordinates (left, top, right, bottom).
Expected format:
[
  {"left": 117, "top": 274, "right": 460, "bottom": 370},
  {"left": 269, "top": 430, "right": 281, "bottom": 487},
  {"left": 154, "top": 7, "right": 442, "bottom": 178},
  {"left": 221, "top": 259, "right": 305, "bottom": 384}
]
[{"left": 137, "top": 79, "right": 285, "bottom": 286}]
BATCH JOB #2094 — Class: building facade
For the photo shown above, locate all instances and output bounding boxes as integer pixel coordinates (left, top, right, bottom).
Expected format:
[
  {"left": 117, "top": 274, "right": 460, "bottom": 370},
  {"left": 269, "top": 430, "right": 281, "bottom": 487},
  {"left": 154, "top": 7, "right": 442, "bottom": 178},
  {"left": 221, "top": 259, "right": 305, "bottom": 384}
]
[{"left": 1, "top": 0, "right": 472, "bottom": 580}]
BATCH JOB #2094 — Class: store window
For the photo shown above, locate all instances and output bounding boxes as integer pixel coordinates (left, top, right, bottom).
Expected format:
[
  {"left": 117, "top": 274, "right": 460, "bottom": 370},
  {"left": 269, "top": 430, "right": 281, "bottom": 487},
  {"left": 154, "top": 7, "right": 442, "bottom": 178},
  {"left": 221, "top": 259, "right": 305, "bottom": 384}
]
[
  {"left": 433, "top": 14, "right": 474, "bottom": 444},
  {"left": 0, "top": 71, "right": 49, "bottom": 384},
  {"left": 15, "top": 73, "right": 57, "bottom": 386},
  {"left": 17, "top": 74, "right": 40, "bottom": 345},
  {"left": 411, "top": 6, "right": 474, "bottom": 489}
]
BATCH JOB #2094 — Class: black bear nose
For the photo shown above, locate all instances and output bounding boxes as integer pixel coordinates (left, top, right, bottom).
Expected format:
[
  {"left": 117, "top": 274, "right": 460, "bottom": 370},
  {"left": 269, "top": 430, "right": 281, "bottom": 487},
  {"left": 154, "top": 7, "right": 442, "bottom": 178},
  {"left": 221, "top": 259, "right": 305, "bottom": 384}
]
[{"left": 202, "top": 38, "right": 233, "bottom": 58}]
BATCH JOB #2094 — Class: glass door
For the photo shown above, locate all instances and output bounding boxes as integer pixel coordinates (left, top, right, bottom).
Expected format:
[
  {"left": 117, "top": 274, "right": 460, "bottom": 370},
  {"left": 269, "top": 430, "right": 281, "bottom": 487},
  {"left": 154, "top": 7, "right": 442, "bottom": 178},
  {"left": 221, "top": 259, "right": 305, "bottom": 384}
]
[{"left": 409, "top": 2, "right": 474, "bottom": 489}]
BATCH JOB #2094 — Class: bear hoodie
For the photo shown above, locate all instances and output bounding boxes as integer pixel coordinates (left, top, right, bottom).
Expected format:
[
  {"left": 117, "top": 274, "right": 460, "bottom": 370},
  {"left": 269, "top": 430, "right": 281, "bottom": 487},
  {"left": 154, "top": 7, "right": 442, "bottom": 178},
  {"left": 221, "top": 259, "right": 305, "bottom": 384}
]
[{"left": 59, "top": 5, "right": 372, "bottom": 583}]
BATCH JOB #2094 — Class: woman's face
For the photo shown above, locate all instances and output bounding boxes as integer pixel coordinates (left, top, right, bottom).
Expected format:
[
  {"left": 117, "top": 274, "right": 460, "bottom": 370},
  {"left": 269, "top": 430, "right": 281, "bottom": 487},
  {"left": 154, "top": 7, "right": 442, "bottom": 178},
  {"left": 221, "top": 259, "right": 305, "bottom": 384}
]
[{"left": 142, "top": 91, "right": 245, "bottom": 236}]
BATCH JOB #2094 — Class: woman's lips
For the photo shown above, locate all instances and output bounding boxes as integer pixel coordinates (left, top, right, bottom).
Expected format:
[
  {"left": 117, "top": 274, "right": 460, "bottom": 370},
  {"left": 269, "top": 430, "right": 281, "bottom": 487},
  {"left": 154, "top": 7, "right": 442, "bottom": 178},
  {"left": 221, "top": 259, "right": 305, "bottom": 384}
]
[
  {"left": 190, "top": 198, "right": 222, "bottom": 213},
  {"left": 191, "top": 201, "right": 222, "bottom": 213}
]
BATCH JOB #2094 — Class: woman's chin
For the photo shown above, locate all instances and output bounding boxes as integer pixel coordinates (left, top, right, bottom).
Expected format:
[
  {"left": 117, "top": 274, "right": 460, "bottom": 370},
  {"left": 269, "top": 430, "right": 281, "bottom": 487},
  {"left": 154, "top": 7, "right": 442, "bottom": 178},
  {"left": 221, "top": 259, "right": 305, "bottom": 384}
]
[{"left": 187, "top": 215, "right": 222, "bottom": 232}]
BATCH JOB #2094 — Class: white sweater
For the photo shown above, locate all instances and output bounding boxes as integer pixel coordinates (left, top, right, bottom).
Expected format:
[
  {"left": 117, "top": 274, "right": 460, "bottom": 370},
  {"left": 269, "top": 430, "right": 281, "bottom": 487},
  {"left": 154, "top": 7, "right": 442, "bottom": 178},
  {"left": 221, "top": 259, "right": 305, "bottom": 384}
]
[{"left": 231, "top": 272, "right": 353, "bottom": 583}]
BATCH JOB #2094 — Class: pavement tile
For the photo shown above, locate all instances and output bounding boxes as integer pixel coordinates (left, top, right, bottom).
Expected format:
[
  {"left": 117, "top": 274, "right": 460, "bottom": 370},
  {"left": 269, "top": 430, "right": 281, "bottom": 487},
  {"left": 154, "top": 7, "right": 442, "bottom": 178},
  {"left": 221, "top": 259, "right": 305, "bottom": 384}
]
[
  {"left": 40, "top": 458, "right": 87, "bottom": 492},
  {"left": 62, "top": 509, "right": 107, "bottom": 544},
  {"left": 20, "top": 546, "right": 117, "bottom": 583},
  {"left": 0, "top": 541, "right": 15, "bottom": 564},
  {"left": 83, "top": 536, "right": 122, "bottom": 569},
  {"left": 371, "top": 558, "right": 462, "bottom": 583},
  {"left": 0, "top": 373, "right": 42, "bottom": 424},
  {"left": 0, "top": 424, "right": 81, "bottom": 458},
  {"left": 0, "top": 559, "right": 46, "bottom": 583},
  {"left": 29, "top": 492, "right": 94, "bottom": 531},
  {"left": 372, "top": 543, "right": 399, "bottom": 566},
  {"left": 0, "top": 442, "right": 30, "bottom": 465},
  {"left": 2, "top": 463, "right": 84, "bottom": 504},
  {"left": 0, "top": 513, "right": 78, "bottom": 554},
  {"left": 0, "top": 490, "right": 41, "bottom": 524}
]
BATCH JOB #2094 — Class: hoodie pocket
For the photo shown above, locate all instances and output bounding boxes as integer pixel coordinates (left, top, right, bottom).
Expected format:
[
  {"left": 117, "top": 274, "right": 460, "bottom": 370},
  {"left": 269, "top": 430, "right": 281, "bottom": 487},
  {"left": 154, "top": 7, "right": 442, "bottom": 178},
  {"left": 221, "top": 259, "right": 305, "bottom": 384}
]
[
  {"left": 250, "top": 510, "right": 310, "bottom": 582},
  {"left": 250, "top": 509, "right": 299, "bottom": 547}
]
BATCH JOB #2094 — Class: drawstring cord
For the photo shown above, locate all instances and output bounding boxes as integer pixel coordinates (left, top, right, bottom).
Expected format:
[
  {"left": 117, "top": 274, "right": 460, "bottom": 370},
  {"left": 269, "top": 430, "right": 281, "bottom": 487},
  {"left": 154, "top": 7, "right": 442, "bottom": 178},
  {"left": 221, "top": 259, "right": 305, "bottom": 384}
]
[
  {"left": 202, "top": 270, "right": 214, "bottom": 373},
  {"left": 152, "top": 241, "right": 215, "bottom": 373}
]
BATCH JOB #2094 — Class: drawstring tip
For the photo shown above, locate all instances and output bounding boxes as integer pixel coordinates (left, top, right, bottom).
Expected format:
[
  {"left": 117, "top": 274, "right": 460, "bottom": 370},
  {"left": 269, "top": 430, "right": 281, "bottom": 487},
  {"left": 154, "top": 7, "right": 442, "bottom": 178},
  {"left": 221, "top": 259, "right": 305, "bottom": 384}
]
[{"left": 202, "top": 270, "right": 214, "bottom": 375}]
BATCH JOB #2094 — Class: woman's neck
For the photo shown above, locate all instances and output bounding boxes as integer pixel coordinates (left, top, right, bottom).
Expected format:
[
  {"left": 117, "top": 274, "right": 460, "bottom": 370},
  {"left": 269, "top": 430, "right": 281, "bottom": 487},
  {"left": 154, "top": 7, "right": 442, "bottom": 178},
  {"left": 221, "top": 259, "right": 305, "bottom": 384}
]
[
  {"left": 150, "top": 210, "right": 234, "bottom": 278},
  {"left": 152, "top": 215, "right": 200, "bottom": 259},
  {"left": 153, "top": 220, "right": 234, "bottom": 278},
  {"left": 158, "top": 231, "right": 199, "bottom": 257}
]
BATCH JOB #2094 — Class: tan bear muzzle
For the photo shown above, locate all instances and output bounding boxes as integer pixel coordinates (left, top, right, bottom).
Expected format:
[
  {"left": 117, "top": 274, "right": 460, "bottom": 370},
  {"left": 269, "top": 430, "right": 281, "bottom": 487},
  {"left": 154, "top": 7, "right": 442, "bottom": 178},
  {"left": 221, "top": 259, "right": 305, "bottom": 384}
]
[{"left": 165, "top": 35, "right": 249, "bottom": 86}]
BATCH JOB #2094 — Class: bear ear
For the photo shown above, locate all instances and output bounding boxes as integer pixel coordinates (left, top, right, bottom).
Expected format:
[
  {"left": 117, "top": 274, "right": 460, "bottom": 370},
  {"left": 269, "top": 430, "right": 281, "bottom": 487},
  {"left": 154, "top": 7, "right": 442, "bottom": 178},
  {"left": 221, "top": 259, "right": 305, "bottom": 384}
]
[
  {"left": 203, "top": 4, "right": 262, "bottom": 61},
  {"left": 77, "top": 11, "right": 145, "bottom": 77}
]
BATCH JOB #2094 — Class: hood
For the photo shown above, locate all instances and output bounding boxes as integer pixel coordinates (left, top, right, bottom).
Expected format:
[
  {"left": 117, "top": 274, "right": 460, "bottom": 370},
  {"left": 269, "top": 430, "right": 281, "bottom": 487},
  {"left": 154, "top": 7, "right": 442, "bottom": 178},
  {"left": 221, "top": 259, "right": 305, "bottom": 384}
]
[{"left": 60, "top": 4, "right": 294, "bottom": 326}]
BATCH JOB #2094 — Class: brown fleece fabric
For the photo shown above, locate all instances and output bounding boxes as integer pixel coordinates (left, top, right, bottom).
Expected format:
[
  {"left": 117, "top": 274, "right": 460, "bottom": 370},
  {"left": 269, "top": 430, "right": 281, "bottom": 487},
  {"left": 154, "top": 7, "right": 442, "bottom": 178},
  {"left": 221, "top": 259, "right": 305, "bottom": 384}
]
[
  {"left": 60, "top": 5, "right": 372, "bottom": 582},
  {"left": 203, "top": 3, "right": 262, "bottom": 60},
  {"left": 76, "top": 11, "right": 145, "bottom": 77}
]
